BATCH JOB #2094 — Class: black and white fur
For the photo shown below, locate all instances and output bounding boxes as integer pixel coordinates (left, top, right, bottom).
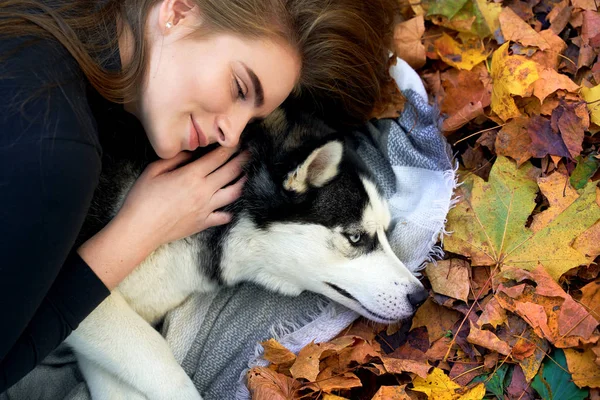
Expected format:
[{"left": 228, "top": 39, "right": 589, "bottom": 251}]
[{"left": 65, "top": 101, "right": 427, "bottom": 400}]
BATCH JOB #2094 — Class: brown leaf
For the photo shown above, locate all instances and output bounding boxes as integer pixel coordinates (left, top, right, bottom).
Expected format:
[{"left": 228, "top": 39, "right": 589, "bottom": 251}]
[
  {"left": 371, "top": 385, "right": 412, "bottom": 400},
  {"left": 262, "top": 339, "right": 297, "bottom": 367},
  {"left": 381, "top": 356, "right": 431, "bottom": 378},
  {"left": 310, "top": 368, "right": 362, "bottom": 392},
  {"left": 530, "top": 171, "right": 578, "bottom": 232},
  {"left": 547, "top": 0, "right": 572, "bottom": 35},
  {"left": 426, "top": 259, "right": 470, "bottom": 302},
  {"left": 467, "top": 321, "right": 512, "bottom": 355},
  {"left": 564, "top": 348, "right": 600, "bottom": 388},
  {"left": 484, "top": 352, "right": 499, "bottom": 369},
  {"left": 582, "top": 10, "right": 600, "bottom": 45},
  {"left": 449, "top": 362, "right": 484, "bottom": 387},
  {"left": 440, "top": 64, "right": 492, "bottom": 116},
  {"left": 532, "top": 67, "right": 580, "bottom": 104},
  {"left": 425, "top": 336, "right": 455, "bottom": 362},
  {"left": 506, "top": 365, "right": 536, "bottom": 400},
  {"left": 247, "top": 367, "right": 302, "bottom": 400},
  {"left": 527, "top": 115, "right": 571, "bottom": 159},
  {"left": 442, "top": 102, "right": 485, "bottom": 132},
  {"left": 499, "top": 7, "right": 551, "bottom": 50},
  {"left": 469, "top": 267, "right": 492, "bottom": 300},
  {"left": 411, "top": 298, "right": 463, "bottom": 342},
  {"left": 337, "top": 338, "right": 380, "bottom": 368},
  {"left": 393, "top": 16, "right": 426, "bottom": 69},
  {"left": 495, "top": 116, "right": 533, "bottom": 166},
  {"left": 477, "top": 296, "right": 508, "bottom": 329},
  {"left": 580, "top": 280, "right": 600, "bottom": 316},
  {"left": 511, "top": 337, "right": 537, "bottom": 361},
  {"left": 290, "top": 342, "right": 335, "bottom": 382},
  {"left": 572, "top": 0, "right": 598, "bottom": 10}
]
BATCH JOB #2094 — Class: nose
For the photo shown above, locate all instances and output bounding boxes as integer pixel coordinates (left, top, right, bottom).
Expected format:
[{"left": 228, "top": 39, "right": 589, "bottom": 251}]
[
  {"left": 216, "top": 112, "right": 250, "bottom": 148},
  {"left": 407, "top": 288, "right": 428, "bottom": 308}
]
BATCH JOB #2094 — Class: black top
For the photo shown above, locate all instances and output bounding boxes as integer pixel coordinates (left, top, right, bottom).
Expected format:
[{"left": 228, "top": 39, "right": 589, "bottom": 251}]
[{"left": 0, "top": 32, "right": 147, "bottom": 391}]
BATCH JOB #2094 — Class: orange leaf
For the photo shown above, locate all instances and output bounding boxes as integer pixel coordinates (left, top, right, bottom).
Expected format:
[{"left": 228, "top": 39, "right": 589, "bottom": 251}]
[
  {"left": 411, "top": 298, "right": 463, "bottom": 343},
  {"left": 261, "top": 338, "right": 297, "bottom": 366},
  {"left": 393, "top": 16, "right": 426, "bottom": 69},
  {"left": 467, "top": 321, "right": 512, "bottom": 355},
  {"left": 426, "top": 259, "right": 470, "bottom": 302},
  {"left": 381, "top": 356, "right": 431, "bottom": 378},
  {"left": 371, "top": 385, "right": 412, "bottom": 400},
  {"left": 247, "top": 367, "right": 302, "bottom": 399},
  {"left": 499, "top": 7, "right": 551, "bottom": 50}
]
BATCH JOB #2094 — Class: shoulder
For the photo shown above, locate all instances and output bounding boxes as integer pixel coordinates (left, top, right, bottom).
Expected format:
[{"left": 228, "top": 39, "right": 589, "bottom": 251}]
[{"left": 0, "top": 35, "right": 101, "bottom": 151}]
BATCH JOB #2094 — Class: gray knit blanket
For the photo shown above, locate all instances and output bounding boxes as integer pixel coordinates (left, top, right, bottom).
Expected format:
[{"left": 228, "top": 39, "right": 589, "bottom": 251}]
[{"left": 1, "top": 59, "right": 456, "bottom": 400}]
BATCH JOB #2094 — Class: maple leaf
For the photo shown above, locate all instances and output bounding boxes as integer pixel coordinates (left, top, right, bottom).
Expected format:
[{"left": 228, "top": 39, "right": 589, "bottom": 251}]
[
  {"left": 434, "top": 33, "right": 488, "bottom": 71},
  {"left": 445, "top": 156, "right": 600, "bottom": 280},
  {"left": 427, "top": 0, "right": 501, "bottom": 38},
  {"left": 498, "top": 7, "right": 551, "bottom": 50},
  {"left": 247, "top": 367, "right": 302, "bottom": 399},
  {"left": 393, "top": 16, "right": 426, "bottom": 69},
  {"left": 412, "top": 368, "right": 486, "bottom": 400},
  {"left": 490, "top": 42, "right": 539, "bottom": 121},
  {"left": 426, "top": 259, "right": 470, "bottom": 302}
]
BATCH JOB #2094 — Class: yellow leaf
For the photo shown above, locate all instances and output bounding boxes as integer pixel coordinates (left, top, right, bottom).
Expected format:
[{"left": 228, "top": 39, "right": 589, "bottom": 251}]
[
  {"left": 474, "top": 0, "right": 502, "bottom": 37},
  {"left": 458, "top": 383, "right": 486, "bottom": 400},
  {"left": 564, "top": 348, "right": 600, "bottom": 388},
  {"left": 445, "top": 157, "right": 600, "bottom": 280},
  {"left": 581, "top": 84, "right": 600, "bottom": 126},
  {"left": 434, "top": 33, "right": 488, "bottom": 70},
  {"left": 412, "top": 368, "right": 461, "bottom": 399},
  {"left": 490, "top": 43, "right": 539, "bottom": 121}
]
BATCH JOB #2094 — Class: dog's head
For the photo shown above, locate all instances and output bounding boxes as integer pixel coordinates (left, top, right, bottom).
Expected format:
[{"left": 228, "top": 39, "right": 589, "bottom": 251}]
[{"left": 219, "top": 109, "right": 427, "bottom": 323}]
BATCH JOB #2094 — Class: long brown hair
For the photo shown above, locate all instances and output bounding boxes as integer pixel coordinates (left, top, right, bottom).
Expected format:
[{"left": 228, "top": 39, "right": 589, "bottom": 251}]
[{"left": 0, "top": 0, "right": 398, "bottom": 123}]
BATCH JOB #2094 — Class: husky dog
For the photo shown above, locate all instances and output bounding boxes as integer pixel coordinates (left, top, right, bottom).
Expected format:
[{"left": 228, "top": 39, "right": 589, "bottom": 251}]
[{"left": 65, "top": 105, "right": 428, "bottom": 400}]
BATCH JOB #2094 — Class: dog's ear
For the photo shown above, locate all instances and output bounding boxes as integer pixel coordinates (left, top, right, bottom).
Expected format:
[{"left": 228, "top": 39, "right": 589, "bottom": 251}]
[{"left": 283, "top": 141, "right": 343, "bottom": 193}]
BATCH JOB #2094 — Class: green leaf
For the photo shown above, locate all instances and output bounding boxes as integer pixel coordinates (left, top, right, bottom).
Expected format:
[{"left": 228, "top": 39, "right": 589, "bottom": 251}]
[
  {"left": 570, "top": 154, "right": 600, "bottom": 190},
  {"left": 532, "top": 349, "right": 589, "bottom": 400},
  {"left": 445, "top": 156, "right": 600, "bottom": 280},
  {"left": 427, "top": 0, "right": 469, "bottom": 20},
  {"left": 486, "top": 364, "right": 510, "bottom": 399}
]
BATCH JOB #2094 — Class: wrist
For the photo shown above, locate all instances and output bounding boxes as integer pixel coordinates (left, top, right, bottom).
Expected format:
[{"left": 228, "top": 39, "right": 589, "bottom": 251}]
[{"left": 78, "top": 215, "right": 156, "bottom": 290}]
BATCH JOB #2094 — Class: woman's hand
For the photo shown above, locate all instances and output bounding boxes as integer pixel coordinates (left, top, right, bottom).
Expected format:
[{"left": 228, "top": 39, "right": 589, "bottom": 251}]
[{"left": 78, "top": 146, "right": 248, "bottom": 290}]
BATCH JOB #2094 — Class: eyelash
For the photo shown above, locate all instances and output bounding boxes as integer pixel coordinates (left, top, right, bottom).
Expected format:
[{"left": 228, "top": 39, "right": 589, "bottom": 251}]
[{"left": 235, "top": 77, "right": 246, "bottom": 101}]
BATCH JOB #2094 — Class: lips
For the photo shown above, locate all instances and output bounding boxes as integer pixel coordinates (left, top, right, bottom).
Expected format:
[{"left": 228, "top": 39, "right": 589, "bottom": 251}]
[{"left": 189, "top": 115, "right": 208, "bottom": 150}]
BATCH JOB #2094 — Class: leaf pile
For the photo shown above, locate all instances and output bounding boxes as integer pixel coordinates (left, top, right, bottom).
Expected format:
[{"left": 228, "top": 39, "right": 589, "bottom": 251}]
[{"left": 247, "top": 0, "right": 600, "bottom": 398}]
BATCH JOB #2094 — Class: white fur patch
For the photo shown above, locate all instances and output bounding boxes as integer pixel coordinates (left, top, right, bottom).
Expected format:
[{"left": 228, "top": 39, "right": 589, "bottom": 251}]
[{"left": 360, "top": 177, "right": 391, "bottom": 235}]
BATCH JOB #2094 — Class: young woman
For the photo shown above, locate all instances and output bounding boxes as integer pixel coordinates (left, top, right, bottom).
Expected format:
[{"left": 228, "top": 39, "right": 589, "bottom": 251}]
[{"left": 0, "top": 0, "right": 397, "bottom": 391}]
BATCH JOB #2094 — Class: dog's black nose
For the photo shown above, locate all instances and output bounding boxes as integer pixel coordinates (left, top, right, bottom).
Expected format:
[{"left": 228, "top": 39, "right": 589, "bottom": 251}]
[{"left": 407, "top": 288, "right": 428, "bottom": 308}]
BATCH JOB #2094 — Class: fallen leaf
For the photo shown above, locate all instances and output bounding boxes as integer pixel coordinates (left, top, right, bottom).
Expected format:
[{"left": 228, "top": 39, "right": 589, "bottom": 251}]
[
  {"left": 570, "top": 154, "right": 600, "bottom": 190},
  {"left": 434, "top": 33, "right": 488, "bottom": 70},
  {"left": 581, "top": 84, "right": 600, "bottom": 126},
  {"left": 477, "top": 296, "right": 508, "bottom": 328},
  {"left": 440, "top": 64, "right": 492, "bottom": 115},
  {"left": 485, "top": 363, "right": 510, "bottom": 399},
  {"left": 381, "top": 356, "right": 431, "bottom": 378},
  {"left": 532, "top": 67, "right": 580, "bottom": 103},
  {"left": 532, "top": 349, "right": 589, "bottom": 400},
  {"left": 394, "top": 16, "right": 426, "bottom": 69},
  {"left": 311, "top": 368, "right": 362, "bottom": 392},
  {"left": 499, "top": 7, "right": 551, "bottom": 50},
  {"left": 506, "top": 365, "right": 536, "bottom": 400},
  {"left": 511, "top": 337, "right": 537, "bottom": 361},
  {"left": 564, "top": 348, "right": 600, "bottom": 388},
  {"left": 528, "top": 115, "right": 571, "bottom": 160},
  {"left": 449, "top": 361, "right": 484, "bottom": 387},
  {"left": 247, "top": 366, "right": 302, "bottom": 399},
  {"left": 445, "top": 156, "right": 600, "bottom": 280},
  {"left": 495, "top": 117, "right": 533, "bottom": 166},
  {"left": 411, "top": 298, "right": 463, "bottom": 342},
  {"left": 371, "top": 385, "right": 412, "bottom": 400},
  {"left": 572, "top": 0, "right": 598, "bottom": 11},
  {"left": 290, "top": 342, "right": 336, "bottom": 381},
  {"left": 580, "top": 280, "right": 600, "bottom": 316},
  {"left": 261, "top": 339, "right": 297, "bottom": 366},
  {"left": 426, "top": 259, "right": 470, "bottom": 302},
  {"left": 467, "top": 321, "right": 512, "bottom": 355},
  {"left": 530, "top": 171, "right": 578, "bottom": 233},
  {"left": 490, "top": 43, "right": 539, "bottom": 121},
  {"left": 412, "top": 368, "right": 485, "bottom": 400}
]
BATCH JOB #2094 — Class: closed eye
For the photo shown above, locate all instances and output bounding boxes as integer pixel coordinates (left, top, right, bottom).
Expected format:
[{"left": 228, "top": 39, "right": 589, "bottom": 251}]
[{"left": 235, "top": 77, "right": 247, "bottom": 101}]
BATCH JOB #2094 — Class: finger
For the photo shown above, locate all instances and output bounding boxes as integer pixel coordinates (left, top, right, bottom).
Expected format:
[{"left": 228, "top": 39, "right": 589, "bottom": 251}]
[
  {"left": 209, "top": 176, "right": 246, "bottom": 210},
  {"left": 203, "top": 211, "right": 233, "bottom": 229},
  {"left": 190, "top": 146, "right": 239, "bottom": 177},
  {"left": 147, "top": 151, "right": 193, "bottom": 176},
  {"left": 205, "top": 152, "right": 250, "bottom": 187}
]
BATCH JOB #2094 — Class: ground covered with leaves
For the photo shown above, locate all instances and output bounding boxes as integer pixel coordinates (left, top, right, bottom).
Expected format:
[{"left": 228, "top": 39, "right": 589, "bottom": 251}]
[{"left": 246, "top": 0, "right": 600, "bottom": 398}]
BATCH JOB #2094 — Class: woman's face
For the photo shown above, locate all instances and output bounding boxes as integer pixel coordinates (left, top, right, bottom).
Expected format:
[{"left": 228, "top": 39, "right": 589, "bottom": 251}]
[{"left": 124, "top": 1, "right": 301, "bottom": 159}]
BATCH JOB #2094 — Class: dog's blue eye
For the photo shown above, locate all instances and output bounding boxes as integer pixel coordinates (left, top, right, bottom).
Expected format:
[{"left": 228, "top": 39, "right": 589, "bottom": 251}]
[{"left": 347, "top": 233, "right": 361, "bottom": 244}]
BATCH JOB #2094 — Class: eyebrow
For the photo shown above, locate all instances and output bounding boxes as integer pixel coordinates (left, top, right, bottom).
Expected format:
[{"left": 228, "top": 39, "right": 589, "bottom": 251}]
[{"left": 242, "top": 62, "right": 264, "bottom": 108}]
